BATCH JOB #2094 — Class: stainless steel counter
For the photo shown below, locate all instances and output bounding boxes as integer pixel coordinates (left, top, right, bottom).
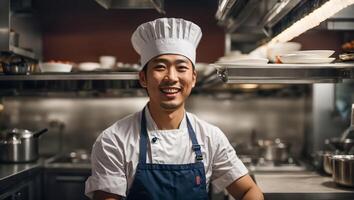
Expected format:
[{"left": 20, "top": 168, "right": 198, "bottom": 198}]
[
  {"left": 0, "top": 159, "right": 43, "bottom": 193},
  {"left": 256, "top": 171, "right": 354, "bottom": 200}
]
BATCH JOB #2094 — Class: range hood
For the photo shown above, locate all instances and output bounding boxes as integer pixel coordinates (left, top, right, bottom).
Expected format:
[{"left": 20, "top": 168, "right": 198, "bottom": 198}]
[
  {"left": 216, "top": 0, "right": 354, "bottom": 51},
  {"left": 95, "top": 0, "right": 165, "bottom": 14}
]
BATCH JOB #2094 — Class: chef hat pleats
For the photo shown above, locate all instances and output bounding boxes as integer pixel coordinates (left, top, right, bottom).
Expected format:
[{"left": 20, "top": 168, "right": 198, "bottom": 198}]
[{"left": 131, "top": 18, "right": 202, "bottom": 68}]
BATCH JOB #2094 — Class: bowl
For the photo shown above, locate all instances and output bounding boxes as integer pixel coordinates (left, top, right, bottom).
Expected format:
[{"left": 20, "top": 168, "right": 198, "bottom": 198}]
[
  {"left": 78, "top": 62, "right": 100, "bottom": 71},
  {"left": 40, "top": 62, "right": 72, "bottom": 73}
]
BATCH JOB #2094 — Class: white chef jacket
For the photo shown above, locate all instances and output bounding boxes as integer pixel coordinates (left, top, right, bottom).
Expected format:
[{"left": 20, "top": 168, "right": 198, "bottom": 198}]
[{"left": 85, "top": 106, "right": 248, "bottom": 198}]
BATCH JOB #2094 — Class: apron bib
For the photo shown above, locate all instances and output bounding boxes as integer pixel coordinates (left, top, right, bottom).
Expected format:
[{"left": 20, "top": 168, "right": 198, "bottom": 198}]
[{"left": 126, "top": 108, "right": 208, "bottom": 200}]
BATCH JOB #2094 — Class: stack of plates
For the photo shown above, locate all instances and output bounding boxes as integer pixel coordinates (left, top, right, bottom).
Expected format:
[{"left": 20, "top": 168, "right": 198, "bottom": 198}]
[
  {"left": 279, "top": 50, "right": 335, "bottom": 64},
  {"left": 216, "top": 58, "right": 269, "bottom": 65}
]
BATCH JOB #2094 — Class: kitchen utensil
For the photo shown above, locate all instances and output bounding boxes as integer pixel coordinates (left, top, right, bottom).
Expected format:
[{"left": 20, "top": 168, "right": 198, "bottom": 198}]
[
  {"left": 258, "top": 138, "right": 291, "bottom": 162},
  {"left": 1, "top": 57, "right": 32, "bottom": 75},
  {"left": 332, "top": 155, "right": 354, "bottom": 187},
  {"left": 0, "top": 128, "right": 48, "bottom": 162}
]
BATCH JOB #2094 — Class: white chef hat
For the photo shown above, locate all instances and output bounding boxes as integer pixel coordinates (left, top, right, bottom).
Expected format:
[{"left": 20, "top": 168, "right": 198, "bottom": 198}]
[{"left": 131, "top": 18, "right": 202, "bottom": 68}]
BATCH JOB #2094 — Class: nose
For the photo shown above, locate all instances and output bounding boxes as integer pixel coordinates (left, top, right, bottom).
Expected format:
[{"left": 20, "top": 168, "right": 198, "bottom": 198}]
[{"left": 165, "top": 68, "right": 178, "bottom": 82}]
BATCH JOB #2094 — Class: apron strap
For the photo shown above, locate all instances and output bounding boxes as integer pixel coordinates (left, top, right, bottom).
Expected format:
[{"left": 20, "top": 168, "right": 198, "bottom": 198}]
[
  {"left": 139, "top": 107, "right": 203, "bottom": 164},
  {"left": 139, "top": 107, "right": 149, "bottom": 164},
  {"left": 186, "top": 116, "right": 203, "bottom": 161}
]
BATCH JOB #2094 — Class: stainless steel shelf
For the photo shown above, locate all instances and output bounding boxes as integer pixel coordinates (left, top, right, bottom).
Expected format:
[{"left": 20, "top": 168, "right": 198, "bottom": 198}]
[
  {"left": 0, "top": 72, "right": 139, "bottom": 81},
  {"left": 214, "top": 63, "right": 354, "bottom": 84},
  {"left": 8, "top": 45, "right": 36, "bottom": 59}
]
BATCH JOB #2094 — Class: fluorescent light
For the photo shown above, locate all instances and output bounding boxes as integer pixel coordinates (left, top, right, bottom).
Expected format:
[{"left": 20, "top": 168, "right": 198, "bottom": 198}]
[{"left": 269, "top": 0, "right": 354, "bottom": 44}]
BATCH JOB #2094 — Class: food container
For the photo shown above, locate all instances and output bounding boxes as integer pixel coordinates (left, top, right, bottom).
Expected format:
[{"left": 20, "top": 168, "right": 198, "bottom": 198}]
[
  {"left": 0, "top": 128, "right": 47, "bottom": 163},
  {"left": 332, "top": 155, "right": 354, "bottom": 187}
]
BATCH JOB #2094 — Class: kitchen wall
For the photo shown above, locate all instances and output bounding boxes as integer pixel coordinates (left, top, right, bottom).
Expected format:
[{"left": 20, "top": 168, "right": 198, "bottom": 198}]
[
  {"left": 0, "top": 93, "right": 309, "bottom": 158},
  {"left": 35, "top": 0, "right": 225, "bottom": 63}
]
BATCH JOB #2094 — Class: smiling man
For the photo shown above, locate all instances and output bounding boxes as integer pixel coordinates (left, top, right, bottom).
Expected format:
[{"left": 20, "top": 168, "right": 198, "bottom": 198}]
[{"left": 85, "top": 18, "right": 264, "bottom": 200}]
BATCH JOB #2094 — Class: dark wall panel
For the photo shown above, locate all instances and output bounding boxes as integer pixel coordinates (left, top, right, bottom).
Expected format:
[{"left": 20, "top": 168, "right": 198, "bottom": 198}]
[{"left": 37, "top": 0, "right": 225, "bottom": 63}]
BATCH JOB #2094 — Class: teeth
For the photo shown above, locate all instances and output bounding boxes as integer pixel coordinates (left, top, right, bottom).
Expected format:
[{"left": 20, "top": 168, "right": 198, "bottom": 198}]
[{"left": 161, "top": 88, "right": 179, "bottom": 93}]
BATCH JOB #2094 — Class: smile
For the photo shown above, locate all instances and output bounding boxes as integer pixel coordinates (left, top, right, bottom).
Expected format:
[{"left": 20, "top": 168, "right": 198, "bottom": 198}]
[{"left": 160, "top": 87, "right": 181, "bottom": 94}]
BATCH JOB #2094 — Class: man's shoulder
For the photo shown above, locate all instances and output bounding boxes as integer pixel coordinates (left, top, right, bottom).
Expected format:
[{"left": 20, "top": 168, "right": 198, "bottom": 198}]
[{"left": 101, "top": 111, "right": 141, "bottom": 138}]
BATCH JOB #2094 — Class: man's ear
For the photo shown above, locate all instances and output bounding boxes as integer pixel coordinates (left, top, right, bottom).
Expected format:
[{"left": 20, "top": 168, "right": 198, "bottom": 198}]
[
  {"left": 192, "top": 70, "right": 197, "bottom": 88},
  {"left": 139, "top": 71, "right": 147, "bottom": 88}
]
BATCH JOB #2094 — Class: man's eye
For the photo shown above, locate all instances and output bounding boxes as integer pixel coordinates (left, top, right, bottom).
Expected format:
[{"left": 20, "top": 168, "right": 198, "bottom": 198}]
[
  {"left": 177, "top": 66, "right": 188, "bottom": 72},
  {"left": 154, "top": 65, "right": 166, "bottom": 70}
]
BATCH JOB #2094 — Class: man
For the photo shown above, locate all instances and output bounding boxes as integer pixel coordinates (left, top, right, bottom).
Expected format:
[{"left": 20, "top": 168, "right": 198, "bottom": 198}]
[{"left": 85, "top": 18, "right": 264, "bottom": 200}]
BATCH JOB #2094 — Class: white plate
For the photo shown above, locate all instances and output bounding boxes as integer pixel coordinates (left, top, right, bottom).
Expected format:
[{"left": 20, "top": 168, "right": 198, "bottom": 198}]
[
  {"left": 216, "top": 58, "right": 269, "bottom": 65},
  {"left": 40, "top": 62, "right": 72, "bottom": 73},
  {"left": 279, "top": 57, "right": 335, "bottom": 64},
  {"left": 291, "top": 50, "right": 335, "bottom": 58}
]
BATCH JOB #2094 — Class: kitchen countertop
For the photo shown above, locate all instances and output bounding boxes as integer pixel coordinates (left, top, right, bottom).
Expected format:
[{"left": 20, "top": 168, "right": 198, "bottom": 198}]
[
  {"left": 0, "top": 156, "right": 91, "bottom": 187},
  {"left": 0, "top": 159, "right": 43, "bottom": 192},
  {"left": 255, "top": 171, "right": 354, "bottom": 200}
]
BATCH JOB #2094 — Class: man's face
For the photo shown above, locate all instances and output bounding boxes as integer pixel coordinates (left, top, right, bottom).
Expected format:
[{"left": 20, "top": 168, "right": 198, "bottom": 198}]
[{"left": 139, "top": 54, "right": 197, "bottom": 111}]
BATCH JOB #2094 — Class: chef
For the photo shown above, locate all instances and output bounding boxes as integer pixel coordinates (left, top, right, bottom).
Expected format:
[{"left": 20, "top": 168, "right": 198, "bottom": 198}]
[{"left": 85, "top": 18, "right": 263, "bottom": 200}]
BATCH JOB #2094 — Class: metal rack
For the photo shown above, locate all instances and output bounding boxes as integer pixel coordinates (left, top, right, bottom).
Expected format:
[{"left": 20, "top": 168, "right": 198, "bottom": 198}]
[
  {"left": 213, "top": 63, "right": 354, "bottom": 84},
  {"left": 0, "top": 72, "right": 139, "bottom": 81}
]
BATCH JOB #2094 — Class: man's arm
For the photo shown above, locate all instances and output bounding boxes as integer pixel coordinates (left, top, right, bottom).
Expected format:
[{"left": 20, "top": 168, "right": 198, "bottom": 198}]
[
  {"left": 226, "top": 174, "right": 264, "bottom": 200},
  {"left": 93, "top": 190, "right": 122, "bottom": 200}
]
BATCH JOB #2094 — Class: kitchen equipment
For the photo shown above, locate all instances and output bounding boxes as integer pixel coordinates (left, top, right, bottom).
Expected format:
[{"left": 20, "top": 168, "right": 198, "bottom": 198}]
[
  {"left": 332, "top": 155, "right": 354, "bottom": 187},
  {"left": 9, "top": 31, "right": 19, "bottom": 47},
  {"left": 258, "top": 138, "right": 291, "bottom": 162},
  {"left": 323, "top": 152, "right": 335, "bottom": 175},
  {"left": 325, "top": 138, "right": 354, "bottom": 153},
  {"left": 0, "top": 128, "right": 48, "bottom": 163},
  {"left": 1, "top": 57, "right": 33, "bottom": 75},
  {"left": 313, "top": 150, "right": 342, "bottom": 175}
]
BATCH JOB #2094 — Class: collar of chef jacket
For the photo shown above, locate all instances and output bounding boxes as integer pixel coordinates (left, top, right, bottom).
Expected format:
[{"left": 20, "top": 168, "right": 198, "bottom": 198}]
[{"left": 144, "top": 106, "right": 188, "bottom": 132}]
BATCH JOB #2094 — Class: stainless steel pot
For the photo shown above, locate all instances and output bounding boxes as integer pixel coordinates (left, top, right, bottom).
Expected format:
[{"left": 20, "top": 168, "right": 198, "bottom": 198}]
[
  {"left": 323, "top": 152, "right": 334, "bottom": 175},
  {"left": 325, "top": 138, "right": 354, "bottom": 153},
  {"left": 332, "top": 155, "right": 354, "bottom": 187},
  {"left": 258, "top": 138, "right": 291, "bottom": 162},
  {"left": 0, "top": 128, "right": 47, "bottom": 163}
]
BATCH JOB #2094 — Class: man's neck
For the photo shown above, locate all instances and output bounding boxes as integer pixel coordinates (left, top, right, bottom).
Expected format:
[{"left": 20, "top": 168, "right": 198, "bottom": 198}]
[{"left": 147, "top": 103, "right": 185, "bottom": 130}]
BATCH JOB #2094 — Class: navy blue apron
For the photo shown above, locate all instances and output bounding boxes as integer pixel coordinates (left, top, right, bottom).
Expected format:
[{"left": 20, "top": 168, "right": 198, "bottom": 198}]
[{"left": 126, "top": 108, "right": 208, "bottom": 200}]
